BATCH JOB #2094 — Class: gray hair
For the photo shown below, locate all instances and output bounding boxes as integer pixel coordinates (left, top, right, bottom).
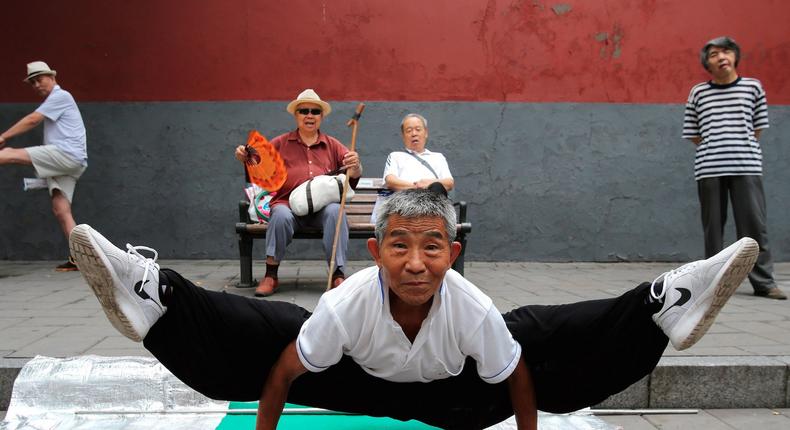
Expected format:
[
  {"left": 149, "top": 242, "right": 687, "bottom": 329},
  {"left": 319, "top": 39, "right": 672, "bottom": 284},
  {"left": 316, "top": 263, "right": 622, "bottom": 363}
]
[
  {"left": 400, "top": 113, "right": 428, "bottom": 133},
  {"left": 375, "top": 189, "right": 456, "bottom": 243},
  {"left": 700, "top": 36, "right": 740, "bottom": 71}
]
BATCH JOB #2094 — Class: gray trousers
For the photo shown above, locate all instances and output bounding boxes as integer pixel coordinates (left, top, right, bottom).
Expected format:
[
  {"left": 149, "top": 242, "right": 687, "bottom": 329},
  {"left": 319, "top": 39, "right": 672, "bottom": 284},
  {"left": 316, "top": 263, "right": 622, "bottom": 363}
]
[
  {"left": 698, "top": 175, "right": 775, "bottom": 291},
  {"left": 265, "top": 203, "right": 348, "bottom": 272}
]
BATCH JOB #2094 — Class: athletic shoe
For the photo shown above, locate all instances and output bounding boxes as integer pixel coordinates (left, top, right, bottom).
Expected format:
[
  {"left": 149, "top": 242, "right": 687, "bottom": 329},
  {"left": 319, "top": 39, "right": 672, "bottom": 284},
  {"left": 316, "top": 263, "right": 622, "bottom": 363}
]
[
  {"left": 651, "top": 237, "right": 759, "bottom": 350},
  {"left": 69, "top": 224, "right": 166, "bottom": 342},
  {"left": 55, "top": 257, "right": 79, "bottom": 272},
  {"left": 754, "top": 287, "right": 788, "bottom": 300}
]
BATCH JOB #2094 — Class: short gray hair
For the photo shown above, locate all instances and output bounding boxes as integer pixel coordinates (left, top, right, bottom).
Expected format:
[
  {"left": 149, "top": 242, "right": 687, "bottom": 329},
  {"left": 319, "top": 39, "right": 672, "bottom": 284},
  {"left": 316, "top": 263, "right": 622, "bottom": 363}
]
[
  {"left": 400, "top": 113, "right": 428, "bottom": 133},
  {"left": 375, "top": 189, "right": 456, "bottom": 243},
  {"left": 700, "top": 36, "right": 740, "bottom": 71}
]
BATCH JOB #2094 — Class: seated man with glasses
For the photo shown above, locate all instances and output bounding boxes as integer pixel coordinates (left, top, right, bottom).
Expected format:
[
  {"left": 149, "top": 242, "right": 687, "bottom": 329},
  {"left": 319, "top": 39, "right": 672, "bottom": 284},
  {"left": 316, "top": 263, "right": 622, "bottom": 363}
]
[{"left": 234, "top": 89, "right": 362, "bottom": 296}]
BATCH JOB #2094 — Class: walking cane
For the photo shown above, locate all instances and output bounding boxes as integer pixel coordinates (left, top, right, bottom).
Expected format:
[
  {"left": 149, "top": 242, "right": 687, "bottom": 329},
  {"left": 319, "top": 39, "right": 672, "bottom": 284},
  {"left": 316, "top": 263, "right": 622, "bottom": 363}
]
[{"left": 327, "top": 102, "right": 365, "bottom": 290}]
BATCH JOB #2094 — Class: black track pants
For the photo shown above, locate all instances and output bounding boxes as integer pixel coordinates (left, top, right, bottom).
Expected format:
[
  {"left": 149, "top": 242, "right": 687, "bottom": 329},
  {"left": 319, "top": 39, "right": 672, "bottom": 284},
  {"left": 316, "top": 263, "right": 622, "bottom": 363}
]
[{"left": 144, "top": 269, "right": 668, "bottom": 430}]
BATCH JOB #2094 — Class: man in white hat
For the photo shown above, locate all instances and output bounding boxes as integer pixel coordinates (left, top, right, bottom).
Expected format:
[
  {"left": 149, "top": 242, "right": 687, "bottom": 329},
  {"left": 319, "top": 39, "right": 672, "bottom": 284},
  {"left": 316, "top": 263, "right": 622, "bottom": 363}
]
[
  {"left": 0, "top": 61, "right": 88, "bottom": 271},
  {"left": 234, "top": 89, "right": 362, "bottom": 296}
]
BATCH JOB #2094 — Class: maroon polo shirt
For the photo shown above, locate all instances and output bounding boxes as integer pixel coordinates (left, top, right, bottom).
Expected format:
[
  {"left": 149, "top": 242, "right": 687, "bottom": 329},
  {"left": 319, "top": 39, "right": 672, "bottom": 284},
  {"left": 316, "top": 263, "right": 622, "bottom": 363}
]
[{"left": 269, "top": 130, "right": 359, "bottom": 208}]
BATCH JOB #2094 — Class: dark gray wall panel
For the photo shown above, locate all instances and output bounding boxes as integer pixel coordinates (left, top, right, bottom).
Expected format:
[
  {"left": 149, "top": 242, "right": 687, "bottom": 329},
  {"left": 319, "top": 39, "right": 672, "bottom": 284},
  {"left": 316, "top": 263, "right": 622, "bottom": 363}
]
[{"left": 1, "top": 102, "right": 787, "bottom": 262}]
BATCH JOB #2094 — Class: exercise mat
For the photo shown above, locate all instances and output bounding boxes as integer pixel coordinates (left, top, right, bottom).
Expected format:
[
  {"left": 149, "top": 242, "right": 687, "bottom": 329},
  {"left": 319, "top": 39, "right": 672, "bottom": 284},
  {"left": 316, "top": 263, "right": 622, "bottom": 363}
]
[{"left": 1, "top": 356, "right": 614, "bottom": 430}]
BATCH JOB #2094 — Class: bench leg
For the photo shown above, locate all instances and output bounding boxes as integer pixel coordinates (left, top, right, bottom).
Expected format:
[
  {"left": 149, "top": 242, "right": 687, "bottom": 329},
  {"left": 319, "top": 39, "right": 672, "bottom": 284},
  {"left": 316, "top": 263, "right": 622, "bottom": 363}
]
[
  {"left": 453, "top": 235, "right": 466, "bottom": 276},
  {"left": 238, "top": 234, "right": 255, "bottom": 288}
]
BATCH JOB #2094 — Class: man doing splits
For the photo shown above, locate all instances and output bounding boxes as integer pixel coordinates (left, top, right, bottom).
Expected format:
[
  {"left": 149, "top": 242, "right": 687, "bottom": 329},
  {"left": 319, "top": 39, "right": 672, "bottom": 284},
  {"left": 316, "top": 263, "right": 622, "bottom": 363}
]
[{"left": 69, "top": 189, "right": 758, "bottom": 430}]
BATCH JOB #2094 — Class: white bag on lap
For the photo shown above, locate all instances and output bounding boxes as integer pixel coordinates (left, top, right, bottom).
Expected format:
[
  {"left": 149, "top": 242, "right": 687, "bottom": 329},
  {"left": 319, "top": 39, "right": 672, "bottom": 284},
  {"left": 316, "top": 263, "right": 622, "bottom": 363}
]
[{"left": 289, "top": 174, "right": 355, "bottom": 216}]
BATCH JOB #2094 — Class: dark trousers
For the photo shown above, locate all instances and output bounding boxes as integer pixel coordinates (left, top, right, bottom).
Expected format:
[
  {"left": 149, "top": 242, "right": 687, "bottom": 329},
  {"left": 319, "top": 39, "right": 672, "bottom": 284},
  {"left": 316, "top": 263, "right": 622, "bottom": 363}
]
[
  {"left": 698, "top": 175, "right": 775, "bottom": 291},
  {"left": 144, "top": 269, "right": 668, "bottom": 430}
]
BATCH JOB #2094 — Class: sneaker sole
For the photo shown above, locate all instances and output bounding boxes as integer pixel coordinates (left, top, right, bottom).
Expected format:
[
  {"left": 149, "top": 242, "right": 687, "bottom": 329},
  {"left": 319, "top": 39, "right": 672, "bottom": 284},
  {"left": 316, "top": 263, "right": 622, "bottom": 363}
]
[
  {"left": 674, "top": 238, "right": 759, "bottom": 350},
  {"left": 69, "top": 226, "right": 145, "bottom": 342}
]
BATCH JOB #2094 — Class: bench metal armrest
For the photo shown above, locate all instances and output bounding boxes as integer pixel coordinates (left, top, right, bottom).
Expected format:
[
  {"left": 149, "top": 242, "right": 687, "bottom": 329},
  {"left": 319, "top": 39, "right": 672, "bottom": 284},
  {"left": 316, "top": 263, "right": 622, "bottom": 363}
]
[{"left": 453, "top": 200, "right": 468, "bottom": 223}]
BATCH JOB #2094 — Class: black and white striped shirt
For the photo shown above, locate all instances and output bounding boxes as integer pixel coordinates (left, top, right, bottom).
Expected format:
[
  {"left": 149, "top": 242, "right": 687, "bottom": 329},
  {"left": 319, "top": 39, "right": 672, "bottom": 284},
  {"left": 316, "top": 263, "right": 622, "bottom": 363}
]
[{"left": 683, "top": 77, "right": 769, "bottom": 180}]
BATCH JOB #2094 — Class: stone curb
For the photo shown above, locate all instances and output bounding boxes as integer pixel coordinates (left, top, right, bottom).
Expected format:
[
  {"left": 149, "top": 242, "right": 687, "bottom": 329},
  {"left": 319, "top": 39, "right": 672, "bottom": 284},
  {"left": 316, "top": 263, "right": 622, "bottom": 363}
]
[
  {"left": 596, "top": 356, "right": 790, "bottom": 409},
  {"left": 3, "top": 357, "right": 790, "bottom": 412}
]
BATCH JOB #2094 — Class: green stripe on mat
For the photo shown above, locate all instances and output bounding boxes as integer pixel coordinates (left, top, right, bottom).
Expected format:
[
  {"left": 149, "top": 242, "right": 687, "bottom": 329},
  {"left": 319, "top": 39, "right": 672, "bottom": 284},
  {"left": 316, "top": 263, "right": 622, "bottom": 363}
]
[{"left": 216, "top": 402, "right": 440, "bottom": 429}]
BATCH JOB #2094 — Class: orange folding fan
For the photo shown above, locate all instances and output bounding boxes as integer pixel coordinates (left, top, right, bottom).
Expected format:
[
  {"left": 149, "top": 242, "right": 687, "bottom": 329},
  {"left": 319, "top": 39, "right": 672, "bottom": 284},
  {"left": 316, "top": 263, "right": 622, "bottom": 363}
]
[{"left": 244, "top": 130, "right": 287, "bottom": 192}]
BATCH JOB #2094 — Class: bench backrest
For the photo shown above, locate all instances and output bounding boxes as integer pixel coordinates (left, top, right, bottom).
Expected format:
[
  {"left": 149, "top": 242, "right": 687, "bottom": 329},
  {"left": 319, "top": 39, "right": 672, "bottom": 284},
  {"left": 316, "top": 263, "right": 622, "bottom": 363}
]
[{"left": 346, "top": 177, "right": 384, "bottom": 228}]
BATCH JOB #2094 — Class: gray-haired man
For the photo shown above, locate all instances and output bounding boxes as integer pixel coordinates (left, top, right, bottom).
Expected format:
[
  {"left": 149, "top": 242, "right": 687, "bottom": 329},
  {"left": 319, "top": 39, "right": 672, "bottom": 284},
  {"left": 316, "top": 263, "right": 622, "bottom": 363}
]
[
  {"left": 69, "top": 189, "right": 758, "bottom": 429},
  {"left": 682, "top": 36, "right": 785, "bottom": 300},
  {"left": 0, "top": 61, "right": 87, "bottom": 271}
]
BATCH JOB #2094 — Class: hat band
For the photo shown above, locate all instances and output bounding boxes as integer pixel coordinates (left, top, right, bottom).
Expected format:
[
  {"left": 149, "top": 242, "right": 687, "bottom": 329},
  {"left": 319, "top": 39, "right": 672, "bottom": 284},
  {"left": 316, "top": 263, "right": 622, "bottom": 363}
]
[{"left": 26, "top": 71, "right": 53, "bottom": 79}]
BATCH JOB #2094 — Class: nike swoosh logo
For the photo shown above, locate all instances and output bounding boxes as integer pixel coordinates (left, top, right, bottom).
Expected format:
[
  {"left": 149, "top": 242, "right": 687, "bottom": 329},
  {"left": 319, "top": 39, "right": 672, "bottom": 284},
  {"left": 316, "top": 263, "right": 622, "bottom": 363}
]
[
  {"left": 658, "top": 287, "right": 692, "bottom": 318},
  {"left": 133, "top": 279, "right": 164, "bottom": 311},
  {"left": 134, "top": 279, "right": 151, "bottom": 299}
]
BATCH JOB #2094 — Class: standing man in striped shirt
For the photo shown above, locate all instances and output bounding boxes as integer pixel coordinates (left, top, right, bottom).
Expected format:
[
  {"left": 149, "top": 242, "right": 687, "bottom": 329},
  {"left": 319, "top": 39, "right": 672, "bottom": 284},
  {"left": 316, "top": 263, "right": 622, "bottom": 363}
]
[{"left": 683, "top": 36, "right": 785, "bottom": 300}]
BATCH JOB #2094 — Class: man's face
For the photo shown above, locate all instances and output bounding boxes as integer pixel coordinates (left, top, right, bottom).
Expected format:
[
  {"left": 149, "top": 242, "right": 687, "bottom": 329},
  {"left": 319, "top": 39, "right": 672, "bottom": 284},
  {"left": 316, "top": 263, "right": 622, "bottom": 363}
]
[
  {"left": 401, "top": 117, "right": 428, "bottom": 153},
  {"left": 367, "top": 214, "right": 461, "bottom": 307},
  {"left": 294, "top": 103, "right": 323, "bottom": 134},
  {"left": 706, "top": 46, "right": 738, "bottom": 81},
  {"left": 29, "top": 75, "right": 55, "bottom": 97}
]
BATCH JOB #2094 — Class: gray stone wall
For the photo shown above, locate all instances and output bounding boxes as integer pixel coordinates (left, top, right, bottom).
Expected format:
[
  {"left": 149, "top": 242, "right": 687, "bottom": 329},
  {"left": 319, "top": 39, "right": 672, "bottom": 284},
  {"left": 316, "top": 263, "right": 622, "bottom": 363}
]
[{"left": 1, "top": 102, "right": 788, "bottom": 262}]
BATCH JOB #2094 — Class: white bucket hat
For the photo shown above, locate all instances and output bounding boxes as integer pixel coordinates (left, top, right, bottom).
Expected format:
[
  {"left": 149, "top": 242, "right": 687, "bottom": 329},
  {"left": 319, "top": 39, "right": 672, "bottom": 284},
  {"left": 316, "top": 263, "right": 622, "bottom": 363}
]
[
  {"left": 24, "top": 61, "right": 57, "bottom": 82},
  {"left": 286, "top": 89, "right": 332, "bottom": 116}
]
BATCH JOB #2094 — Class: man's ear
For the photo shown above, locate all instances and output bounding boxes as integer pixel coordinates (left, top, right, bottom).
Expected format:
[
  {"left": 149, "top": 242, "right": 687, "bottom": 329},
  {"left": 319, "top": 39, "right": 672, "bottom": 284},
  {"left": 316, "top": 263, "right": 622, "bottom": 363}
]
[
  {"left": 449, "top": 241, "right": 462, "bottom": 266},
  {"left": 367, "top": 238, "right": 381, "bottom": 265}
]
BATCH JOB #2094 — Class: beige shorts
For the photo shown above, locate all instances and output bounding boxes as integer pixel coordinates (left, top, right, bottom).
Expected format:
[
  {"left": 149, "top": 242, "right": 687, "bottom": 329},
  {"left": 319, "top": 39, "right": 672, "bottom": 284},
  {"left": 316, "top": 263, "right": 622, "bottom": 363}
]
[{"left": 25, "top": 145, "right": 86, "bottom": 203}]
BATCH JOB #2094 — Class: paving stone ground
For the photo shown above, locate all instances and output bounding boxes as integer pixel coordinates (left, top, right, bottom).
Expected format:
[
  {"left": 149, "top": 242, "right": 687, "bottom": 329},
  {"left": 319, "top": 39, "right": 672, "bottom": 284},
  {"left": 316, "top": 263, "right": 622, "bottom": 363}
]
[{"left": 1, "top": 260, "right": 789, "bottom": 428}]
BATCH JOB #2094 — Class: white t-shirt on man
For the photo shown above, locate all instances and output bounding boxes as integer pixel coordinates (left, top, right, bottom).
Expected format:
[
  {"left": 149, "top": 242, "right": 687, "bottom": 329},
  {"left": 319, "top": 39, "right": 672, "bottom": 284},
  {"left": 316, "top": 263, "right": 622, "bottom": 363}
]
[
  {"left": 296, "top": 266, "right": 521, "bottom": 384},
  {"left": 35, "top": 85, "right": 87, "bottom": 166},
  {"left": 383, "top": 149, "right": 453, "bottom": 184}
]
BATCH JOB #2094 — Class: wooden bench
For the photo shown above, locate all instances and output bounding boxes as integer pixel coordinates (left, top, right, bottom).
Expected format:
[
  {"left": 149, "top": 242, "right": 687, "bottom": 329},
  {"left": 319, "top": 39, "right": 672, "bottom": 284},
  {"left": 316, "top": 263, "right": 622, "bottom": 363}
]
[{"left": 235, "top": 177, "right": 472, "bottom": 287}]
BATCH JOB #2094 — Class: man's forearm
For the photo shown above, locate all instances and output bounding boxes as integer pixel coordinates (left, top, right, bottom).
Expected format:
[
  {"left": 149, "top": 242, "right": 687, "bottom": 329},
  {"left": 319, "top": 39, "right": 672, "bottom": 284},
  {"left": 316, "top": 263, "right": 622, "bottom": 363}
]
[
  {"left": 257, "top": 372, "right": 290, "bottom": 430},
  {"left": 256, "top": 341, "right": 307, "bottom": 430},
  {"left": 1, "top": 112, "right": 44, "bottom": 141},
  {"left": 508, "top": 357, "right": 537, "bottom": 430},
  {"left": 384, "top": 175, "right": 417, "bottom": 191}
]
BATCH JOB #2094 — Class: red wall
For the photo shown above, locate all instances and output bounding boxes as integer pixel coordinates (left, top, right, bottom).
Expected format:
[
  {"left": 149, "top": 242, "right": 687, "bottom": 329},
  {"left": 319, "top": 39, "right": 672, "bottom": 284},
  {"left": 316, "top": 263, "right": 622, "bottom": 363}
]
[{"left": 3, "top": 0, "right": 789, "bottom": 103}]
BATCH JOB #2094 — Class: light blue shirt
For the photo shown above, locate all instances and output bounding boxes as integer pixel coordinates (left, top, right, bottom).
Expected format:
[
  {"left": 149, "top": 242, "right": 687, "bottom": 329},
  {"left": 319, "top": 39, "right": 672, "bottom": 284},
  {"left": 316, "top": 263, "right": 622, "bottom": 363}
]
[{"left": 35, "top": 85, "right": 87, "bottom": 166}]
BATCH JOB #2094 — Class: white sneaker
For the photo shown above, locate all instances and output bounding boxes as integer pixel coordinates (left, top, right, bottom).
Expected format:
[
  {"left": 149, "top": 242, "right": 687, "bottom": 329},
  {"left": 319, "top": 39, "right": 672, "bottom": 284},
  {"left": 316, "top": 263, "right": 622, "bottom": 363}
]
[
  {"left": 652, "top": 237, "right": 759, "bottom": 350},
  {"left": 69, "top": 224, "right": 166, "bottom": 342}
]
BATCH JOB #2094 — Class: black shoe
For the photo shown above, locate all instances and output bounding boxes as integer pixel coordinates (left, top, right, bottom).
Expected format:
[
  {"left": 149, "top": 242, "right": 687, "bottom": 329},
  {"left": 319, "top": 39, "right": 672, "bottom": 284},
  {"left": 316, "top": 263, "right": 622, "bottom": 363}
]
[
  {"left": 55, "top": 257, "right": 79, "bottom": 272},
  {"left": 754, "top": 287, "right": 788, "bottom": 300}
]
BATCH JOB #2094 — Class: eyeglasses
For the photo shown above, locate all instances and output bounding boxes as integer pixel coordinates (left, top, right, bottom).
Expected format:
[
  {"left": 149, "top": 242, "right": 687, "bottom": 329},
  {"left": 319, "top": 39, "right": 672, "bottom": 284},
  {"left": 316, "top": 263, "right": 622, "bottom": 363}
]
[{"left": 297, "top": 108, "right": 323, "bottom": 115}]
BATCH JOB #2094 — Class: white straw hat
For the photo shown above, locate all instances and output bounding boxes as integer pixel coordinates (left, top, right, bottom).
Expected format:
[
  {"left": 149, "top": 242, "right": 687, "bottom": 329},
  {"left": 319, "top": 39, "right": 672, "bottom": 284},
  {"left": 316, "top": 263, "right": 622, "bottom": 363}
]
[
  {"left": 286, "top": 89, "right": 332, "bottom": 116},
  {"left": 24, "top": 61, "right": 57, "bottom": 82}
]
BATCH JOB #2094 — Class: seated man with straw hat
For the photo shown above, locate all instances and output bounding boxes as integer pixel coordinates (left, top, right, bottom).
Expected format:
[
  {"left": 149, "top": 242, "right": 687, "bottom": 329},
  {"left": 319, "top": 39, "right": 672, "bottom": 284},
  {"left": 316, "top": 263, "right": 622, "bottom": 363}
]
[{"left": 235, "top": 89, "right": 362, "bottom": 296}]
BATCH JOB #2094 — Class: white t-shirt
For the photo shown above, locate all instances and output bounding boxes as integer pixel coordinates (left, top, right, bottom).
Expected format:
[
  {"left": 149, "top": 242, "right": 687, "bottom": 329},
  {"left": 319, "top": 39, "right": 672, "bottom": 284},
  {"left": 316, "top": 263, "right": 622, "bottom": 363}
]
[
  {"left": 296, "top": 266, "right": 521, "bottom": 384},
  {"left": 35, "top": 85, "right": 87, "bottom": 165},
  {"left": 383, "top": 149, "right": 453, "bottom": 183}
]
